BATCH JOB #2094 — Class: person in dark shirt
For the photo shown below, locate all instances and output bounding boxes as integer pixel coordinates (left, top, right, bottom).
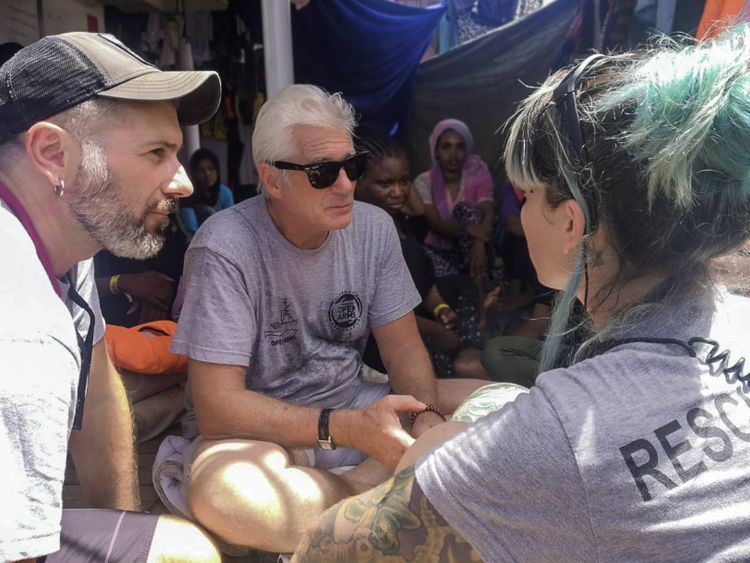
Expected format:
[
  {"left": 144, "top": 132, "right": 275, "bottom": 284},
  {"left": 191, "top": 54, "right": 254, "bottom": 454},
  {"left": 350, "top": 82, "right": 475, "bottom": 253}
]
[{"left": 355, "top": 131, "right": 491, "bottom": 379}]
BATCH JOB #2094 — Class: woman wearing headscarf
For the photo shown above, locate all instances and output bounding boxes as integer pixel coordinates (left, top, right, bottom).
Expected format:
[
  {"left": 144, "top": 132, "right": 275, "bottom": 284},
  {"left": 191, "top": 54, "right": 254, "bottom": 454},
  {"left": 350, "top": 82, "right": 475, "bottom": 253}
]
[{"left": 414, "top": 119, "right": 495, "bottom": 282}]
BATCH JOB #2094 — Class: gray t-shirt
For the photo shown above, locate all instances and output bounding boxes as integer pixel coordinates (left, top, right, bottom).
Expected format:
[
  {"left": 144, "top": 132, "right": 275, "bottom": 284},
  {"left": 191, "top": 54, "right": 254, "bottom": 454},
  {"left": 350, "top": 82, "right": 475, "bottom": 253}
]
[
  {"left": 0, "top": 202, "right": 104, "bottom": 561},
  {"left": 172, "top": 197, "right": 420, "bottom": 415},
  {"left": 417, "top": 288, "right": 750, "bottom": 562}
]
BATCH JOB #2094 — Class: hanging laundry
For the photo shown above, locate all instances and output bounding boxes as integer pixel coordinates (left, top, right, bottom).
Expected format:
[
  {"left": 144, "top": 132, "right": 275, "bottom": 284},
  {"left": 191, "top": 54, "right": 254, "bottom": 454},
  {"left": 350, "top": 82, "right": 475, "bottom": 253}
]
[
  {"left": 184, "top": 12, "right": 214, "bottom": 66},
  {"left": 142, "top": 13, "right": 175, "bottom": 67}
]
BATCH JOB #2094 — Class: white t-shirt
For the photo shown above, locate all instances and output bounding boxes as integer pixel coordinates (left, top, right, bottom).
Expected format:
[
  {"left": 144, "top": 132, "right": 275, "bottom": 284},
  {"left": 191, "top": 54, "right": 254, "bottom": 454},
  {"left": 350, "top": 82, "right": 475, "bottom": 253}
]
[{"left": 0, "top": 202, "right": 104, "bottom": 561}]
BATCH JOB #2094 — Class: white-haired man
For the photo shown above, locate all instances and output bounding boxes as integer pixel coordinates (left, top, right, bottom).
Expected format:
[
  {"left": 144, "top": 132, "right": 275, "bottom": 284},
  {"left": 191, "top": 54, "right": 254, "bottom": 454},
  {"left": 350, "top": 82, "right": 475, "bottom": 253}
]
[
  {"left": 0, "top": 32, "right": 223, "bottom": 561},
  {"left": 171, "top": 84, "right": 485, "bottom": 553}
]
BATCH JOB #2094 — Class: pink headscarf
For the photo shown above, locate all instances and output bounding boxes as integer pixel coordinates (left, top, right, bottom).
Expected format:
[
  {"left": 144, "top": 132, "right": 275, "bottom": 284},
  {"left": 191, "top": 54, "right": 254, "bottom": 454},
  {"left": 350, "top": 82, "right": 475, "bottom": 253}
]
[{"left": 427, "top": 118, "right": 492, "bottom": 219}]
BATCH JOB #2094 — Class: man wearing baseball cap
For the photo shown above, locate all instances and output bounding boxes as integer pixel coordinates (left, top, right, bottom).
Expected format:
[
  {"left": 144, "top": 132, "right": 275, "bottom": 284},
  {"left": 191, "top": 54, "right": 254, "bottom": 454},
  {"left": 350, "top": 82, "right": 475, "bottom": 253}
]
[{"left": 0, "top": 32, "right": 222, "bottom": 561}]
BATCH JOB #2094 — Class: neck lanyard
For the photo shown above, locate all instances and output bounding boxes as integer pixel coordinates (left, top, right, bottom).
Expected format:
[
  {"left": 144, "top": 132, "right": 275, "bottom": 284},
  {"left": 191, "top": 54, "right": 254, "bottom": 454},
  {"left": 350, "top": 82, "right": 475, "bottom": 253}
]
[
  {"left": 587, "top": 336, "right": 749, "bottom": 386},
  {"left": 0, "top": 180, "right": 61, "bottom": 297},
  {"left": 0, "top": 180, "right": 92, "bottom": 428}
]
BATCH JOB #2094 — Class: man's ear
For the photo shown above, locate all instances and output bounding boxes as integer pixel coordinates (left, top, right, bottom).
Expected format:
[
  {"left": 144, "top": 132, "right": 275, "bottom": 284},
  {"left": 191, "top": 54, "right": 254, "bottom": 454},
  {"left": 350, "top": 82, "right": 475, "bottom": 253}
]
[
  {"left": 258, "top": 162, "right": 283, "bottom": 198},
  {"left": 24, "top": 121, "right": 77, "bottom": 187},
  {"left": 561, "top": 199, "right": 586, "bottom": 255}
]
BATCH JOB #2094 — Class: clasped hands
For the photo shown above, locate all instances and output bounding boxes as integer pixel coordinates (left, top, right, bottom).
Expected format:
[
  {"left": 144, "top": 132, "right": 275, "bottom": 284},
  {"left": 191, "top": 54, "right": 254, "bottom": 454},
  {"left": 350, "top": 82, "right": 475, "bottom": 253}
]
[{"left": 330, "top": 395, "right": 445, "bottom": 470}]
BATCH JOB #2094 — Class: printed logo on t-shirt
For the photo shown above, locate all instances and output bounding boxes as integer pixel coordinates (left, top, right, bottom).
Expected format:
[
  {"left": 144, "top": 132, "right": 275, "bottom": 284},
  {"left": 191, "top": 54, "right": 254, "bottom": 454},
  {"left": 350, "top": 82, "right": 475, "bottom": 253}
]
[
  {"left": 329, "top": 292, "right": 363, "bottom": 329},
  {"left": 264, "top": 297, "right": 298, "bottom": 346},
  {"left": 619, "top": 383, "right": 750, "bottom": 502}
]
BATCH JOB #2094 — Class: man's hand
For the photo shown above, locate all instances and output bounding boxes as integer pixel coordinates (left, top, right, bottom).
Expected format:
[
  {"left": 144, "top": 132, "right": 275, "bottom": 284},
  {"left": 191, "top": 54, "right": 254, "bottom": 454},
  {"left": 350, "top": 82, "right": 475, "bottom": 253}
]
[{"left": 332, "top": 395, "right": 425, "bottom": 470}]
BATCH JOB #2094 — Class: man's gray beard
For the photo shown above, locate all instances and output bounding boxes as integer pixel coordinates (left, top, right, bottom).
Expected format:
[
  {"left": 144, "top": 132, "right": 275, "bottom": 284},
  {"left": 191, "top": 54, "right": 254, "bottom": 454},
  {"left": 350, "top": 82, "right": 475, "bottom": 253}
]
[{"left": 68, "top": 141, "right": 166, "bottom": 260}]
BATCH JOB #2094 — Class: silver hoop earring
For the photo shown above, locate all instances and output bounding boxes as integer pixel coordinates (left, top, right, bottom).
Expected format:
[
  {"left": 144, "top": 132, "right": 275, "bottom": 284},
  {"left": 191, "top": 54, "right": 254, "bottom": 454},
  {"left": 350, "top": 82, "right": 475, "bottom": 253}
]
[{"left": 54, "top": 179, "right": 65, "bottom": 197}]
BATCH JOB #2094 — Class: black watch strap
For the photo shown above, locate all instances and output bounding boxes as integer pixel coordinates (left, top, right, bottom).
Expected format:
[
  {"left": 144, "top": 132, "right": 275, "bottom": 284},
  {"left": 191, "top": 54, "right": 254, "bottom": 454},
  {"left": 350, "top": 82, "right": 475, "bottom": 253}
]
[{"left": 317, "top": 408, "right": 336, "bottom": 450}]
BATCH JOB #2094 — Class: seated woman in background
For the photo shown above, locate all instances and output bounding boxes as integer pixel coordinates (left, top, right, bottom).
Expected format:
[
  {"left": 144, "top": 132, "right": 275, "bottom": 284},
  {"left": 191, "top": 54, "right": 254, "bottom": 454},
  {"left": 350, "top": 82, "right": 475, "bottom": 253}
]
[
  {"left": 355, "top": 132, "right": 490, "bottom": 380},
  {"left": 179, "top": 148, "right": 234, "bottom": 235},
  {"left": 415, "top": 118, "right": 495, "bottom": 286},
  {"left": 295, "top": 25, "right": 750, "bottom": 561}
]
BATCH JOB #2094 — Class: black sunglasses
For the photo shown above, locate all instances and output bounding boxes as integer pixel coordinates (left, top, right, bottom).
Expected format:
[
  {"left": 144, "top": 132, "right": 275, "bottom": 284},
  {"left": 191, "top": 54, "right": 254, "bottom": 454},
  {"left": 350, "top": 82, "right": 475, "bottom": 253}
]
[
  {"left": 272, "top": 151, "right": 369, "bottom": 189},
  {"left": 66, "top": 276, "right": 95, "bottom": 431}
]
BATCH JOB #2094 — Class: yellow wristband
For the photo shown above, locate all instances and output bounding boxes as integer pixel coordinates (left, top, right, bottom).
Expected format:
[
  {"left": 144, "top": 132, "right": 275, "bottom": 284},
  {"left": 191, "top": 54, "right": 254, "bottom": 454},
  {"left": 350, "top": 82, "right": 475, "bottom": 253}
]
[
  {"left": 432, "top": 303, "right": 450, "bottom": 318},
  {"left": 109, "top": 274, "right": 121, "bottom": 295}
]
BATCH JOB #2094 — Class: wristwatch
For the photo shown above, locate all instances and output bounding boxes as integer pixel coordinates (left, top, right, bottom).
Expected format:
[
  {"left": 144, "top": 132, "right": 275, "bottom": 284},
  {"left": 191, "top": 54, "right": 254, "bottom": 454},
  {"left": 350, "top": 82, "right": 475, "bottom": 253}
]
[{"left": 317, "top": 408, "right": 336, "bottom": 450}]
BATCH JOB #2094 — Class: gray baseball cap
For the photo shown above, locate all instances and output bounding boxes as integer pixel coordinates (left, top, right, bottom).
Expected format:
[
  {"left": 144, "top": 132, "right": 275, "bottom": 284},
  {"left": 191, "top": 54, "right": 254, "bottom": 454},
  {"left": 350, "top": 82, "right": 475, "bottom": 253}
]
[{"left": 0, "top": 32, "right": 221, "bottom": 143}]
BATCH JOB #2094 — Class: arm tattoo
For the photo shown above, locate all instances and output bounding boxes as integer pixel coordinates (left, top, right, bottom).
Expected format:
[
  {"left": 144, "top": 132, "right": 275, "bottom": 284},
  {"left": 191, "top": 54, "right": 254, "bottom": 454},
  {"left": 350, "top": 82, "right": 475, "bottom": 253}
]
[
  {"left": 294, "top": 466, "right": 481, "bottom": 562},
  {"left": 451, "top": 382, "right": 528, "bottom": 423}
]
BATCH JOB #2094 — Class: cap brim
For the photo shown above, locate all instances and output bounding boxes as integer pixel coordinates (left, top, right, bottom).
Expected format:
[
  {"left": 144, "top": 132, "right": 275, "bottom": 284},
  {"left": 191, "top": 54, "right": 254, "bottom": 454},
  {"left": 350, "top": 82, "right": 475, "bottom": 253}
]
[{"left": 98, "top": 69, "right": 221, "bottom": 125}]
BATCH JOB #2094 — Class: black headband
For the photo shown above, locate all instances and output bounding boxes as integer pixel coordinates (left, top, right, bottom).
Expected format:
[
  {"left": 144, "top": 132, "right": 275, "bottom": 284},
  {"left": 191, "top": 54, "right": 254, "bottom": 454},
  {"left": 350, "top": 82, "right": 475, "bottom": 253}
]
[
  {"left": 553, "top": 53, "right": 604, "bottom": 165},
  {"left": 552, "top": 53, "right": 605, "bottom": 234}
]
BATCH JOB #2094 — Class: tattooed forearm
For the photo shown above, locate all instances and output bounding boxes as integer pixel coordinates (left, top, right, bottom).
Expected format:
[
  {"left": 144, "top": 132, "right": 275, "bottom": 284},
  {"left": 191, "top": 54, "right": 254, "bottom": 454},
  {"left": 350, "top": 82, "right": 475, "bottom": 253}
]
[{"left": 293, "top": 466, "right": 480, "bottom": 562}]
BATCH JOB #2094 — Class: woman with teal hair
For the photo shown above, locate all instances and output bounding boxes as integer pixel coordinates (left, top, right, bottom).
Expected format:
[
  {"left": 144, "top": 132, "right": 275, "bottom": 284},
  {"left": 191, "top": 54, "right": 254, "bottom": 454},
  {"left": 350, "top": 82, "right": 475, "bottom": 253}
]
[{"left": 294, "top": 25, "right": 750, "bottom": 562}]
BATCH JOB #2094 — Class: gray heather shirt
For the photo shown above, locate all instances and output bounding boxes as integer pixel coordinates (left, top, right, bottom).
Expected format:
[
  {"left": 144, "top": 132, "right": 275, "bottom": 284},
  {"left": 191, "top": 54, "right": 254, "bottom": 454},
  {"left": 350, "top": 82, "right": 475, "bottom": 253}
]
[
  {"left": 417, "top": 288, "right": 750, "bottom": 562},
  {"left": 172, "top": 197, "right": 420, "bottom": 414}
]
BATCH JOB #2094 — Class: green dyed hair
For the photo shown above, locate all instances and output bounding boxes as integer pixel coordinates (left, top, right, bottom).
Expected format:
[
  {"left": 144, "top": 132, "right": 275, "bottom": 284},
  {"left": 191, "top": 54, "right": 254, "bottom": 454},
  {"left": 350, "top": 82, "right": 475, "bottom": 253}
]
[{"left": 505, "top": 25, "right": 750, "bottom": 371}]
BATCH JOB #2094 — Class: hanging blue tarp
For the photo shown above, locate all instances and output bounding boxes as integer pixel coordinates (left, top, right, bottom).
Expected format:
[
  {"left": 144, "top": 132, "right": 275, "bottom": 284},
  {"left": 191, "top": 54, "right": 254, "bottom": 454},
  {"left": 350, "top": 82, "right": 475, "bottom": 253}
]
[{"left": 292, "top": 0, "right": 445, "bottom": 136}]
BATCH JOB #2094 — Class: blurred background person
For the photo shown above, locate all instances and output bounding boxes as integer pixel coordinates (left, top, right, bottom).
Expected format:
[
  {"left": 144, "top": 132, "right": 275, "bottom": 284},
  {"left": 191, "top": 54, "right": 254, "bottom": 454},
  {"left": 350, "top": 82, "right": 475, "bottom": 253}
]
[{"left": 179, "top": 147, "right": 234, "bottom": 235}]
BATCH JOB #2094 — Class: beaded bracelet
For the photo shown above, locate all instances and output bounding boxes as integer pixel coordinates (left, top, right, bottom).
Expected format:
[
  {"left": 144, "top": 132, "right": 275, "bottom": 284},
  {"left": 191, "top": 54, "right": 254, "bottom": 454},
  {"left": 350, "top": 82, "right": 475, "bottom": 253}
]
[
  {"left": 410, "top": 403, "right": 446, "bottom": 428},
  {"left": 109, "top": 274, "right": 121, "bottom": 295}
]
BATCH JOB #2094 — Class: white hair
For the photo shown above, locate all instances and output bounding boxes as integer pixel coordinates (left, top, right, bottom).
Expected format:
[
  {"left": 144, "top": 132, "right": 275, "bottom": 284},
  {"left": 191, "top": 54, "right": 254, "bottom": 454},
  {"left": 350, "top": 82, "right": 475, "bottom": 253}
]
[{"left": 252, "top": 84, "right": 356, "bottom": 197}]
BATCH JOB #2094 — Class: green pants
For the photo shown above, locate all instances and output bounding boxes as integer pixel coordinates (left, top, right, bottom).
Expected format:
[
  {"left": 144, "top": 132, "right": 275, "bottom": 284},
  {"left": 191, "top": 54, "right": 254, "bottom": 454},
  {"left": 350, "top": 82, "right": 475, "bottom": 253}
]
[{"left": 480, "top": 336, "right": 544, "bottom": 388}]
